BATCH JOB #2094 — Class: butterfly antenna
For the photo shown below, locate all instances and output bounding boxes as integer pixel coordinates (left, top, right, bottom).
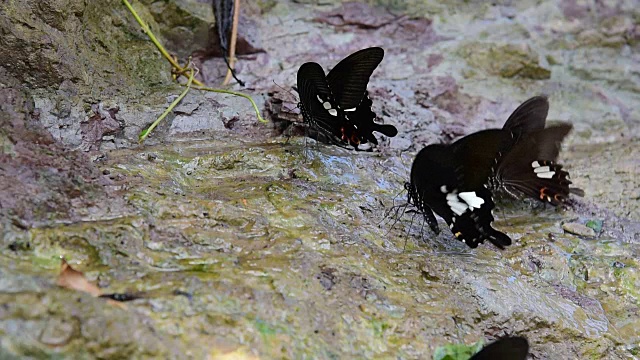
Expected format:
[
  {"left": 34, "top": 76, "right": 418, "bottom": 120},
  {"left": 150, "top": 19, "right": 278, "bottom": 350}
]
[
  {"left": 380, "top": 202, "right": 398, "bottom": 225},
  {"left": 272, "top": 80, "right": 298, "bottom": 102},
  {"left": 380, "top": 203, "right": 402, "bottom": 227}
]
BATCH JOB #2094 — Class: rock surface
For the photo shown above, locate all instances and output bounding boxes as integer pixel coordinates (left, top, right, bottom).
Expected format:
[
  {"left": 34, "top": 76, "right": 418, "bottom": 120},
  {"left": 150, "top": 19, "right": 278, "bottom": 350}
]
[{"left": 1, "top": 0, "right": 639, "bottom": 359}]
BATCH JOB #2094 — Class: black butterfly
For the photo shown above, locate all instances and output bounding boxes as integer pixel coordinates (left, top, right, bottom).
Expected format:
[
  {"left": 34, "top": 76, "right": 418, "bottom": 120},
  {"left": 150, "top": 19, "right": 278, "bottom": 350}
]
[
  {"left": 408, "top": 129, "right": 514, "bottom": 249},
  {"left": 490, "top": 96, "right": 584, "bottom": 205},
  {"left": 406, "top": 96, "right": 581, "bottom": 248},
  {"left": 469, "top": 336, "right": 529, "bottom": 360},
  {"left": 296, "top": 47, "right": 398, "bottom": 149}
]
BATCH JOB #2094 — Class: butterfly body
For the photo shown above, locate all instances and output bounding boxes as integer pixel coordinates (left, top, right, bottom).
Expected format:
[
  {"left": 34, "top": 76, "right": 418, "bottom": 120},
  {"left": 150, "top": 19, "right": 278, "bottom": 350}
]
[{"left": 297, "top": 47, "right": 397, "bottom": 149}]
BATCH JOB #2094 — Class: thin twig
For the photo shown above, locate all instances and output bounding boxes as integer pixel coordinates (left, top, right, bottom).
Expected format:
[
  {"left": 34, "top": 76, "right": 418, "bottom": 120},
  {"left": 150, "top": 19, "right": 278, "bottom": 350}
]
[
  {"left": 222, "top": 0, "right": 241, "bottom": 86},
  {"left": 139, "top": 68, "right": 196, "bottom": 143},
  {"left": 194, "top": 85, "right": 268, "bottom": 123}
]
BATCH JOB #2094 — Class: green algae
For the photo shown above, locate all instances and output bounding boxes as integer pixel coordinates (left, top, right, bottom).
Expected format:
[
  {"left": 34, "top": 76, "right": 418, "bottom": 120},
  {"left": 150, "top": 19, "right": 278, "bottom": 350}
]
[
  {"left": 433, "top": 341, "right": 483, "bottom": 360},
  {"left": 457, "top": 42, "right": 551, "bottom": 80}
]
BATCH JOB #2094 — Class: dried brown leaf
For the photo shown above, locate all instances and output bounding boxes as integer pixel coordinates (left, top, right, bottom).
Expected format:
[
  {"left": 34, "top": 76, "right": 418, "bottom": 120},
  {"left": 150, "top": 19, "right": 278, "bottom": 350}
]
[{"left": 57, "top": 258, "right": 127, "bottom": 309}]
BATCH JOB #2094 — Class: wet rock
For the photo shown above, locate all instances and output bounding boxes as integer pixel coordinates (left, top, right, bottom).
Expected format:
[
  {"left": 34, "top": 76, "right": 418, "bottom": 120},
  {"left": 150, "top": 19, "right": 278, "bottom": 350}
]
[{"left": 388, "top": 136, "right": 412, "bottom": 151}]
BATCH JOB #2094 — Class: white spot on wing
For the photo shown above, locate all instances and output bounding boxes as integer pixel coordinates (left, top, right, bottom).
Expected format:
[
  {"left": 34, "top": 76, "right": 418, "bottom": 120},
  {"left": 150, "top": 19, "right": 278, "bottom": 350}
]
[
  {"left": 458, "top": 191, "right": 485, "bottom": 209},
  {"left": 446, "top": 193, "right": 468, "bottom": 216},
  {"left": 323, "top": 102, "right": 332, "bottom": 110},
  {"left": 440, "top": 185, "right": 447, "bottom": 193},
  {"left": 533, "top": 165, "right": 555, "bottom": 178},
  {"left": 328, "top": 109, "right": 338, "bottom": 116},
  {"left": 316, "top": 95, "right": 324, "bottom": 103},
  {"left": 450, "top": 203, "right": 468, "bottom": 216},
  {"left": 537, "top": 171, "right": 555, "bottom": 179},
  {"left": 531, "top": 160, "right": 561, "bottom": 179},
  {"left": 344, "top": 107, "right": 356, "bottom": 112}
]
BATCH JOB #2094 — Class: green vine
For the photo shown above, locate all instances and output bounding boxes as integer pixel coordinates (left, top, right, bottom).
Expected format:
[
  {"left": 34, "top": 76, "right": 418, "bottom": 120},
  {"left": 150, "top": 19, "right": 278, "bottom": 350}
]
[
  {"left": 122, "top": 0, "right": 267, "bottom": 143},
  {"left": 138, "top": 65, "right": 196, "bottom": 143}
]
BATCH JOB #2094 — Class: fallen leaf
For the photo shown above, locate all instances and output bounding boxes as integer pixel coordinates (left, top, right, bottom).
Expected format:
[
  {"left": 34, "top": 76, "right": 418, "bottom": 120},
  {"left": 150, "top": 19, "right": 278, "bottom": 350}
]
[
  {"left": 57, "top": 258, "right": 127, "bottom": 309},
  {"left": 57, "top": 258, "right": 102, "bottom": 296}
]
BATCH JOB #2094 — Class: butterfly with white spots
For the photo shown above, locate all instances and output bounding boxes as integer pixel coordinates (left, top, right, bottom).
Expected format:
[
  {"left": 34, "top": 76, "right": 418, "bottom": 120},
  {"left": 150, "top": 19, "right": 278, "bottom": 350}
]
[
  {"left": 296, "top": 47, "right": 398, "bottom": 150},
  {"left": 404, "top": 96, "right": 582, "bottom": 249},
  {"left": 407, "top": 130, "right": 514, "bottom": 249},
  {"left": 490, "top": 96, "right": 584, "bottom": 206}
]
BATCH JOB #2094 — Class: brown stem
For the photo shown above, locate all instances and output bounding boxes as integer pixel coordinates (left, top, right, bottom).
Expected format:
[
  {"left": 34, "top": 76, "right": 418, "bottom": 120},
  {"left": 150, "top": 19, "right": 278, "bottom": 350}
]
[{"left": 222, "top": 0, "right": 241, "bottom": 86}]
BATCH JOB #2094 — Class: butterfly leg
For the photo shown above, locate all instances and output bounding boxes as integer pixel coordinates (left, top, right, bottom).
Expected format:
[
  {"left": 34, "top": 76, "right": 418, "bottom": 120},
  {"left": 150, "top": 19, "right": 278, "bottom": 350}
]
[
  {"left": 418, "top": 218, "right": 427, "bottom": 243},
  {"left": 422, "top": 208, "right": 440, "bottom": 234},
  {"left": 403, "top": 210, "right": 420, "bottom": 251}
]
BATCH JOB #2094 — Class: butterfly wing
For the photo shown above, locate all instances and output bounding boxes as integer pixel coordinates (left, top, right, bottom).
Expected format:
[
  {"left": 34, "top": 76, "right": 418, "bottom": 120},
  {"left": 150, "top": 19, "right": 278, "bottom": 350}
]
[
  {"left": 326, "top": 47, "right": 384, "bottom": 109},
  {"left": 496, "top": 124, "right": 577, "bottom": 205},
  {"left": 297, "top": 62, "right": 349, "bottom": 145},
  {"left": 328, "top": 47, "right": 397, "bottom": 146},
  {"left": 470, "top": 336, "right": 529, "bottom": 360},
  {"left": 451, "top": 129, "right": 515, "bottom": 187},
  {"left": 502, "top": 96, "right": 548, "bottom": 134},
  {"left": 344, "top": 91, "right": 399, "bottom": 145}
]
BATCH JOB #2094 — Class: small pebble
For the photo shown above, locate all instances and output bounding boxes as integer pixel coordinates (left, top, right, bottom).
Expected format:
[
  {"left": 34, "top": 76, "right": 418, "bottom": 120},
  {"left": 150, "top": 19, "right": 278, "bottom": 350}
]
[
  {"left": 562, "top": 222, "right": 596, "bottom": 237},
  {"left": 612, "top": 261, "right": 625, "bottom": 268}
]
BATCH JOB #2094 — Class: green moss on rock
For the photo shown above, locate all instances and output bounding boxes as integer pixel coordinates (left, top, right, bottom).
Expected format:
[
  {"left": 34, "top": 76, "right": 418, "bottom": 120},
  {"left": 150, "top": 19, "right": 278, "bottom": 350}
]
[{"left": 457, "top": 42, "right": 551, "bottom": 80}]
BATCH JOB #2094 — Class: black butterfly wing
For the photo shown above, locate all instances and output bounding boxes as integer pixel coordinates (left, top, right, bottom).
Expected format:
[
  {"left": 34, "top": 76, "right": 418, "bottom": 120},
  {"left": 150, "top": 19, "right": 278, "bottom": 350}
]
[
  {"left": 410, "top": 142, "right": 511, "bottom": 249},
  {"left": 345, "top": 91, "right": 399, "bottom": 145},
  {"left": 409, "top": 145, "right": 457, "bottom": 235},
  {"left": 496, "top": 124, "right": 576, "bottom": 205},
  {"left": 502, "top": 96, "right": 548, "bottom": 134},
  {"left": 328, "top": 47, "right": 397, "bottom": 146},
  {"left": 470, "top": 336, "right": 529, "bottom": 360},
  {"left": 297, "top": 62, "right": 348, "bottom": 145},
  {"left": 451, "top": 129, "right": 515, "bottom": 188},
  {"left": 326, "top": 47, "right": 384, "bottom": 109}
]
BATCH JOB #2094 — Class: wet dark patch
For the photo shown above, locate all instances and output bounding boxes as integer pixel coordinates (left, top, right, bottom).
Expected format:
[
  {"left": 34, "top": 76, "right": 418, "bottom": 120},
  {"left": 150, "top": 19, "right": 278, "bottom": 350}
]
[{"left": 316, "top": 266, "right": 337, "bottom": 291}]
